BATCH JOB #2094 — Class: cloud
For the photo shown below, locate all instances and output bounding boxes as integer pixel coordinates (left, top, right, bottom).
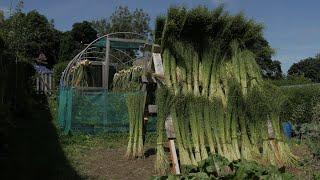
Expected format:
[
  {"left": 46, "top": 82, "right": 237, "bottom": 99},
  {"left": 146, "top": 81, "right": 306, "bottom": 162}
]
[{"left": 213, "top": 0, "right": 232, "bottom": 5}]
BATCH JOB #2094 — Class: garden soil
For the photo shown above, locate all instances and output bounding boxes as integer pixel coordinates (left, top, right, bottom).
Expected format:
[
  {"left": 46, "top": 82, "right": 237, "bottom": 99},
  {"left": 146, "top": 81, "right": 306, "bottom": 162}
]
[{"left": 77, "top": 147, "right": 156, "bottom": 180}]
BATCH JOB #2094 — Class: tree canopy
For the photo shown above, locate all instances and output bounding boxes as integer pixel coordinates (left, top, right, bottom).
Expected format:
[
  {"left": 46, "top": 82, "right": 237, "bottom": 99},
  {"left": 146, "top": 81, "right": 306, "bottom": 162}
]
[
  {"left": 0, "top": 5, "right": 283, "bottom": 80},
  {"left": 91, "top": 6, "right": 151, "bottom": 37},
  {"left": 58, "top": 21, "right": 97, "bottom": 62},
  {"left": 0, "top": 10, "right": 61, "bottom": 66},
  {"left": 288, "top": 55, "right": 320, "bottom": 82},
  {"left": 0, "top": 10, "right": 4, "bottom": 25}
]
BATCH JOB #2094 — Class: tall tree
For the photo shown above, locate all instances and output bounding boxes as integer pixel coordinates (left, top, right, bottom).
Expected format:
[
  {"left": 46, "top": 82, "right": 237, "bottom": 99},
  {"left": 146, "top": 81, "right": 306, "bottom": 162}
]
[
  {"left": 1, "top": 10, "right": 61, "bottom": 66},
  {"left": 288, "top": 55, "right": 320, "bottom": 82},
  {"left": 251, "top": 38, "right": 283, "bottom": 79},
  {"left": 91, "top": 6, "right": 150, "bottom": 37},
  {"left": 58, "top": 21, "right": 97, "bottom": 62},
  {"left": 91, "top": 18, "right": 110, "bottom": 37},
  {"left": 0, "top": 10, "right": 4, "bottom": 25},
  {"left": 71, "top": 21, "right": 97, "bottom": 44}
]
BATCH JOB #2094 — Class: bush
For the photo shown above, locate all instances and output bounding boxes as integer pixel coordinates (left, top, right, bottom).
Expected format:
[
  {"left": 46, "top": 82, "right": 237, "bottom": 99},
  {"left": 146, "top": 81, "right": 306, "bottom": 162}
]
[
  {"left": 47, "top": 93, "right": 58, "bottom": 124},
  {"left": 311, "top": 100, "right": 320, "bottom": 123},
  {"left": 293, "top": 122, "right": 320, "bottom": 159},
  {"left": 53, "top": 61, "right": 69, "bottom": 87},
  {"left": 280, "top": 85, "right": 320, "bottom": 124},
  {"left": 269, "top": 75, "right": 312, "bottom": 86}
]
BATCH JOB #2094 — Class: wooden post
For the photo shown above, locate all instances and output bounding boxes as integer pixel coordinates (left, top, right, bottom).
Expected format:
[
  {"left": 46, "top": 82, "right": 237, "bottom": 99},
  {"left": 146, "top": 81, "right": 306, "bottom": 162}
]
[
  {"left": 49, "top": 73, "right": 52, "bottom": 91},
  {"left": 44, "top": 74, "right": 48, "bottom": 93},
  {"left": 168, "top": 139, "right": 180, "bottom": 175},
  {"left": 36, "top": 77, "right": 39, "bottom": 92},
  {"left": 165, "top": 115, "right": 180, "bottom": 175},
  {"left": 152, "top": 53, "right": 164, "bottom": 76},
  {"left": 103, "top": 38, "right": 110, "bottom": 89},
  {"left": 41, "top": 74, "right": 44, "bottom": 92}
]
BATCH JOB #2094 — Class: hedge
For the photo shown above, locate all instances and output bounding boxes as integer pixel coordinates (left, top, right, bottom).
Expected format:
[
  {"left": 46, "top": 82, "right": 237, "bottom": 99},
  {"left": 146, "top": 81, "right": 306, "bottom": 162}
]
[
  {"left": 280, "top": 84, "right": 320, "bottom": 124},
  {"left": 53, "top": 61, "right": 69, "bottom": 88}
]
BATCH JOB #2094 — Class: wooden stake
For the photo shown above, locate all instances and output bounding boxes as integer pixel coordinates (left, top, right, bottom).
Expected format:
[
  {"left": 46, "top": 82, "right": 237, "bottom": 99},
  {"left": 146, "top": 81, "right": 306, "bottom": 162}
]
[{"left": 168, "top": 139, "right": 180, "bottom": 174}]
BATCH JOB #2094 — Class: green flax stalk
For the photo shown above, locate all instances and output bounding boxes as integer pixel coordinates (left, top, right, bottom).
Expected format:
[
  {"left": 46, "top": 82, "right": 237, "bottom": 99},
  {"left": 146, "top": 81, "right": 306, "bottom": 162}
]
[{"left": 155, "top": 88, "right": 171, "bottom": 174}]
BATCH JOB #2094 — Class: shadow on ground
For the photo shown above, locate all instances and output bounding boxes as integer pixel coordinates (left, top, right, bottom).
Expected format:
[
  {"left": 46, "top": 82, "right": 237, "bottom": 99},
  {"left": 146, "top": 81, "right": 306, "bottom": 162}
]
[{"left": 0, "top": 61, "right": 81, "bottom": 179}]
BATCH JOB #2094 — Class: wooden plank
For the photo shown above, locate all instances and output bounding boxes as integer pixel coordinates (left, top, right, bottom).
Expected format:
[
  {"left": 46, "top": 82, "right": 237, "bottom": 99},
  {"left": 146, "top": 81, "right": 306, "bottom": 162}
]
[
  {"left": 165, "top": 114, "right": 180, "bottom": 174},
  {"left": 44, "top": 74, "right": 48, "bottom": 92},
  {"left": 267, "top": 120, "right": 275, "bottom": 139},
  {"left": 152, "top": 53, "right": 164, "bottom": 76},
  {"left": 165, "top": 115, "right": 176, "bottom": 139},
  {"left": 48, "top": 74, "right": 52, "bottom": 90},
  {"left": 41, "top": 75, "right": 43, "bottom": 92},
  {"left": 141, "top": 75, "right": 148, "bottom": 83},
  {"left": 168, "top": 139, "right": 180, "bottom": 175},
  {"left": 148, "top": 105, "right": 157, "bottom": 114},
  {"left": 36, "top": 77, "right": 39, "bottom": 91}
]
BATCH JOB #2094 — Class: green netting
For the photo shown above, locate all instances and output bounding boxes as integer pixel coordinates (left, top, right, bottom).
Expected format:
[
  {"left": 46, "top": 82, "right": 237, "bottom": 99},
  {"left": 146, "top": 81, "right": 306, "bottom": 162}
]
[{"left": 58, "top": 87, "right": 156, "bottom": 133}]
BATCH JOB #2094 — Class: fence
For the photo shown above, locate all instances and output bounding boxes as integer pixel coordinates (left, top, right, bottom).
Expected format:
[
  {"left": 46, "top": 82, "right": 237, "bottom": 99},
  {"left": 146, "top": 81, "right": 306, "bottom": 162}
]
[{"left": 35, "top": 73, "right": 53, "bottom": 94}]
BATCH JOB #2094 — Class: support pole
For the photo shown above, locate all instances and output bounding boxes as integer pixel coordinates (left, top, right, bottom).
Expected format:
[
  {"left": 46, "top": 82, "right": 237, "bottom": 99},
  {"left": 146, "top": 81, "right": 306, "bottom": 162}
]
[
  {"left": 165, "top": 115, "right": 180, "bottom": 175},
  {"left": 49, "top": 74, "right": 52, "bottom": 91},
  {"left": 44, "top": 74, "right": 48, "bottom": 93},
  {"left": 36, "top": 77, "right": 39, "bottom": 92},
  {"left": 168, "top": 139, "right": 180, "bottom": 175},
  {"left": 103, "top": 38, "right": 110, "bottom": 89}
]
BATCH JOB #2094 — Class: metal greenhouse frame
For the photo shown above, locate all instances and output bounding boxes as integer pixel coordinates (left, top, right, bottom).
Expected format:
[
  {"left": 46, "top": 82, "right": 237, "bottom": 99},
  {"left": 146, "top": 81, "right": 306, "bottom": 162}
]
[{"left": 61, "top": 32, "right": 153, "bottom": 90}]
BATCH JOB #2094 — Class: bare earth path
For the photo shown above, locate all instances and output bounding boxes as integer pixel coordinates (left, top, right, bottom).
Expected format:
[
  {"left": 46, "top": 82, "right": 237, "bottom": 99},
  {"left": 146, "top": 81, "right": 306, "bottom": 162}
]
[{"left": 77, "top": 147, "right": 156, "bottom": 180}]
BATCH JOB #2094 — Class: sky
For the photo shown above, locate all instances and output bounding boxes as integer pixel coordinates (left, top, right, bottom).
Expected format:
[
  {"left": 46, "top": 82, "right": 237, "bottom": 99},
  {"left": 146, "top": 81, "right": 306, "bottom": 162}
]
[{"left": 1, "top": 0, "right": 320, "bottom": 73}]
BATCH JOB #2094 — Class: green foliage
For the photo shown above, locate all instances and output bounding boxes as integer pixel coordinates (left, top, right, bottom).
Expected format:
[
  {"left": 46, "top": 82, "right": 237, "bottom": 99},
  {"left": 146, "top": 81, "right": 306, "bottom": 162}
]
[
  {"left": 91, "top": 6, "right": 151, "bottom": 36},
  {"left": 313, "top": 171, "right": 320, "bottom": 180},
  {"left": 312, "top": 101, "right": 320, "bottom": 123},
  {"left": 60, "top": 132, "right": 129, "bottom": 154},
  {"left": 58, "top": 32, "right": 80, "bottom": 62},
  {"left": 269, "top": 75, "right": 313, "bottom": 86},
  {"left": 293, "top": 122, "right": 320, "bottom": 159},
  {"left": 71, "top": 21, "right": 97, "bottom": 44},
  {"left": 288, "top": 55, "right": 320, "bottom": 82},
  {"left": 0, "top": 10, "right": 4, "bottom": 25},
  {"left": 47, "top": 92, "right": 58, "bottom": 123},
  {"left": 232, "top": 160, "right": 293, "bottom": 179},
  {"left": 91, "top": 18, "right": 110, "bottom": 36},
  {"left": 53, "top": 61, "right": 69, "bottom": 87},
  {"left": 152, "top": 155, "right": 293, "bottom": 179},
  {"left": 59, "top": 21, "right": 97, "bottom": 62},
  {"left": 280, "top": 85, "right": 320, "bottom": 124},
  {"left": 0, "top": 33, "right": 6, "bottom": 53},
  {"left": 1, "top": 10, "right": 61, "bottom": 66},
  {"left": 154, "top": 15, "right": 166, "bottom": 45}
]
